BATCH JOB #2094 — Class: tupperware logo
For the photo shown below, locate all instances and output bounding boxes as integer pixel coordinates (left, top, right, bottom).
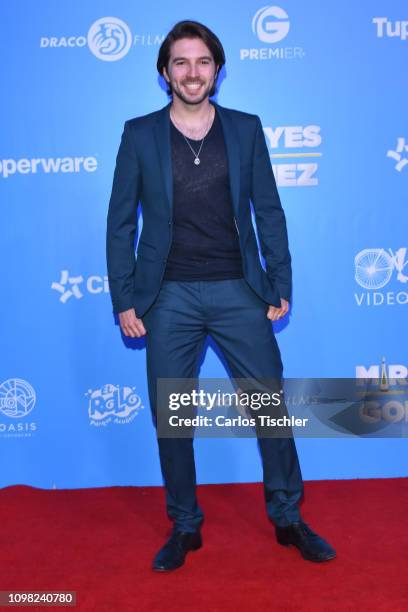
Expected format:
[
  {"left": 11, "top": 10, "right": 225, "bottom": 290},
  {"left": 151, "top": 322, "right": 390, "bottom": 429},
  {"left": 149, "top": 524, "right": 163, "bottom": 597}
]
[{"left": 0, "top": 156, "right": 98, "bottom": 178}]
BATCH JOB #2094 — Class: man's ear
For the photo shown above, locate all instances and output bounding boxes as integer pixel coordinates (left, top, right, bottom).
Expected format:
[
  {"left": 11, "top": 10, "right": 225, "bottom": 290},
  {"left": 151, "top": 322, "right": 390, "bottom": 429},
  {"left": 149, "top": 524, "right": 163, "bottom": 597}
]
[{"left": 162, "top": 67, "right": 170, "bottom": 83}]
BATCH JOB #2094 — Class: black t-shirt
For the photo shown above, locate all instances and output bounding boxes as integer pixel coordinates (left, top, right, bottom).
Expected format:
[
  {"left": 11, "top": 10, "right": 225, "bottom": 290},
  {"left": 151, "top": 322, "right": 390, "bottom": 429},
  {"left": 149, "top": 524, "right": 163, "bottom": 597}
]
[{"left": 163, "top": 110, "right": 243, "bottom": 281}]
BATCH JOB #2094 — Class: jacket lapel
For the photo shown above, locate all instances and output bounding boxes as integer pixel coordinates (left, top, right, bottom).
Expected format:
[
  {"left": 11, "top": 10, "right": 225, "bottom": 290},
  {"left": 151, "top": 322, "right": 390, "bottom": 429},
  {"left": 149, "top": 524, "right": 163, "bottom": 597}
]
[
  {"left": 153, "top": 103, "right": 173, "bottom": 216},
  {"left": 153, "top": 101, "right": 241, "bottom": 219},
  {"left": 214, "top": 102, "right": 241, "bottom": 218}
]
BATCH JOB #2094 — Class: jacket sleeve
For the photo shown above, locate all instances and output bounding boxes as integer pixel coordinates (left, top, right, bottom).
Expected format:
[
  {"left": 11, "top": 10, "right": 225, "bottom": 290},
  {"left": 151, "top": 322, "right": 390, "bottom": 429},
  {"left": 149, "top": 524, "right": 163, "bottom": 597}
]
[
  {"left": 250, "top": 116, "right": 292, "bottom": 303},
  {"left": 106, "top": 121, "right": 141, "bottom": 314}
]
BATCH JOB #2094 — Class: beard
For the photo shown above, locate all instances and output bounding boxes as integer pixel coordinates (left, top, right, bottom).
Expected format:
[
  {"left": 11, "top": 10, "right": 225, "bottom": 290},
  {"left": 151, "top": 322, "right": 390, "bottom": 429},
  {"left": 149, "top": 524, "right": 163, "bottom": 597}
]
[{"left": 170, "top": 78, "right": 215, "bottom": 105}]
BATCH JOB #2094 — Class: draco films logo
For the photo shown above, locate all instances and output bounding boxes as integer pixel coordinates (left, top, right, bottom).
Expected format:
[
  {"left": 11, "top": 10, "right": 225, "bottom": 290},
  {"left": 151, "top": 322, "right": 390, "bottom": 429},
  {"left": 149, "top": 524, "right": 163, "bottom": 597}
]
[
  {"left": 354, "top": 248, "right": 408, "bottom": 307},
  {"left": 87, "top": 17, "right": 132, "bottom": 61},
  {"left": 241, "top": 6, "right": 305, "bottom": 61},
  {"left": 0, "top": 378, "right": 37, "bottom": 438},
  {"left": 40, "top": 16, "right": 164, "bottom": 61},
  {"left": 86, "top": 384, "right": 143, "bottom": 426}
]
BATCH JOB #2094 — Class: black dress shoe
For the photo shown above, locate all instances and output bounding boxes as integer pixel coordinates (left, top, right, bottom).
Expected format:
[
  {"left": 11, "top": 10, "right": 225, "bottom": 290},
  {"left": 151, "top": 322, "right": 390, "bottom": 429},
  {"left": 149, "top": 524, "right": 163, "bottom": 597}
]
[
  {"left": 152, "top": 530, "right": 202, "bottom": 572},
  {"left": 275, "top": 521, "right": 336, "bottom": 562}
]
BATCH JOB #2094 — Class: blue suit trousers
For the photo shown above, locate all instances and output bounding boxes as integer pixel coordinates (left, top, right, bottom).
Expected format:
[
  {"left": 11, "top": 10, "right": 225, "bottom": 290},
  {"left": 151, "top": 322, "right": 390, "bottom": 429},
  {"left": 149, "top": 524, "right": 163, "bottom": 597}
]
[{"left": 143, "top": 278, "right": 304, "bottom": 531}]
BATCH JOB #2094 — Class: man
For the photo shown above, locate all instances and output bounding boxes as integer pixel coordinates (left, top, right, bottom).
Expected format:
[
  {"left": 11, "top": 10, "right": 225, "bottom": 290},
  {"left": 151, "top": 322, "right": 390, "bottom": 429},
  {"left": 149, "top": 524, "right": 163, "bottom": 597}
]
[{"left": 106, "top": 20, "right": 336, "bottom": 571}]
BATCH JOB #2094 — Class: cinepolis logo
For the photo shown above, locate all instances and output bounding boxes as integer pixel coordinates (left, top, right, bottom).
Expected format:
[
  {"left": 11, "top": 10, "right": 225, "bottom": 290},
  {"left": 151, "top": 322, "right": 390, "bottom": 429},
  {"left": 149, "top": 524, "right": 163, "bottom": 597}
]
[
  {"left": 40, "top": 16, "right": 164, "bottom": 61},
  {"left": 86, "top": 384, "right": 143, "bottom": 426},
  {"left": 0, "top": 156, "right": 97, "bottom": 179},
  {"left": 51, "top": 271, "right": 109, "bottom": 303},
  {"left": 263, "top": 125, "right": 321, "bottom": 187},
  {"left": 241, "top": 5, "right": 305, "bottom": 61},
  {"left": 387, "top": 137, "right": 408, "bottom": 172},
  {"left": 354, "top": 248, "right": 408, "bottom": 307},
  {"left": 252, "top": 6, "right": 290, "bottom": 43}
]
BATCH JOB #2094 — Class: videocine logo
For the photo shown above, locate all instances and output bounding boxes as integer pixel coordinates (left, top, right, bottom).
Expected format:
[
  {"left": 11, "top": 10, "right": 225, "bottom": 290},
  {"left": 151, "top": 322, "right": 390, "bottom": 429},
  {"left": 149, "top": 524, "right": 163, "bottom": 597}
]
[
  {"left": 0, "top": 156, "right": 97, "bottom": 179},
  {"left": 40, "top": 16, "right": 164, "bottom": 62},
  {"left": 354, "top": 248, "right": 408, "bottom": 307},
  {"left": 263, "top": 124, "right": 322, "bottom": 187},
  {"left": 241, "top": 6, "right": 305, "bottom": 60},
  {"left": 372, "top": 17, "right": 408, "bottom": 40}
]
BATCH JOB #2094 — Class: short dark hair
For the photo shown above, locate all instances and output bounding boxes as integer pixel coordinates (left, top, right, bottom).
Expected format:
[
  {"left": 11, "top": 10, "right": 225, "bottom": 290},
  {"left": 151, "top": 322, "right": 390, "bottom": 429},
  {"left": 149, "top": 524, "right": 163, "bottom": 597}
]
[{"left": 157, "top": 20, "right": 226, "bottom": 97}]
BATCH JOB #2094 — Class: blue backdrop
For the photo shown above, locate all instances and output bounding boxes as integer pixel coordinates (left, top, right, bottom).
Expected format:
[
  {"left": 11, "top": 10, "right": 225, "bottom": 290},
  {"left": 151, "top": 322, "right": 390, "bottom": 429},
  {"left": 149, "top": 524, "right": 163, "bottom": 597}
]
[{"left": 1, "top": 1, "right": 407, "bottom": 488}]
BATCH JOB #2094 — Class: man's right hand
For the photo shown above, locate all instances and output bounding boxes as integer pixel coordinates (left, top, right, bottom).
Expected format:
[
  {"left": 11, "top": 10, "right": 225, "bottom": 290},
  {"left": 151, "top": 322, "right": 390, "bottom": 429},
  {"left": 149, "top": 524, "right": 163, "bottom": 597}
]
[{"left": 118, "top": 308, "right": 146, "bottom": 338}]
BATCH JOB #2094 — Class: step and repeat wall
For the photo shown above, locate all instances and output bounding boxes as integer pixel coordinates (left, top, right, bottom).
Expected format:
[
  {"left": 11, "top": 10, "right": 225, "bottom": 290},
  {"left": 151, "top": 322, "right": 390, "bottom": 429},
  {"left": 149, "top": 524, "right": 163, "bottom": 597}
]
[{"left": 1, "top": 1, "right": 407, "bottom": 488}]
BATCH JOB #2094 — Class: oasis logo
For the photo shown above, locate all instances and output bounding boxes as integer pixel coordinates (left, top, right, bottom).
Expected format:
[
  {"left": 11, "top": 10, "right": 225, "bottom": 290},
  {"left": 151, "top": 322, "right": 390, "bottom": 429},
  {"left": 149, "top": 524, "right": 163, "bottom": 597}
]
[
  {"left": 264, "top": 125, "right": 321, "bottom": 187},
  {"left": 40, "top": 16, "right": 164, "bottom": 61},
  {"left": 86, "top": 384, "right": 143, "bottom": 426},
  {"left": 0, "top": 156, "right": 97, "bottom": 179},
  {"left": 241, "top": 6, "right": 305, "bottom": 61},
  {"left": 373, "top": 17, "right": 408, "bottom": 41},
  {"left": 51, "top": 271, "right": 109, "bottom": 303},
  {"left": 0, "top": 378, "right": 37, "bottom": 438},
  {"left": 354, "top": 248, "right": 408, "bottom": 307}
]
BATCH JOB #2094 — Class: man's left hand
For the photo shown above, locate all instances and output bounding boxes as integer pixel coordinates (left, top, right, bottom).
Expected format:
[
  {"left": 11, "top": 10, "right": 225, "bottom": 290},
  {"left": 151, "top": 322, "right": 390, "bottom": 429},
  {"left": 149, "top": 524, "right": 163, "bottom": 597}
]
[{"left": 267, "top": 298, "right": 289, "bottom": 321}]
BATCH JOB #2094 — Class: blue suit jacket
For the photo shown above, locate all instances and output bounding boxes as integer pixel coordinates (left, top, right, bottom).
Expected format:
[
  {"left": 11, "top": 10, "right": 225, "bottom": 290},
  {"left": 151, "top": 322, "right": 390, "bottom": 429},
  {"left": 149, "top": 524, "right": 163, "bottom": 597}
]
[{"left": 106, "top": 102, "right": 292, "bottom": 317}]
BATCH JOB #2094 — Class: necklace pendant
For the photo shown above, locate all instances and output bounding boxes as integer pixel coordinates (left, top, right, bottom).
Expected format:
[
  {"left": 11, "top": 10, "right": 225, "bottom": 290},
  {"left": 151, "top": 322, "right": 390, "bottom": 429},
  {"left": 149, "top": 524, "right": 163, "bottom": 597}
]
[{"left": 194, "top": 157, "right": 200, "bottom": 165}]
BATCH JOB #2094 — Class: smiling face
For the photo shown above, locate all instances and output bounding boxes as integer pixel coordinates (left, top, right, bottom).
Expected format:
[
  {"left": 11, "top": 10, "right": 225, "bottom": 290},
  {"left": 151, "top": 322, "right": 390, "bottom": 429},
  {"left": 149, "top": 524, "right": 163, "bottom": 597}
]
[{"left": 162, "top": 37, "right": 219, "bottom": 105}]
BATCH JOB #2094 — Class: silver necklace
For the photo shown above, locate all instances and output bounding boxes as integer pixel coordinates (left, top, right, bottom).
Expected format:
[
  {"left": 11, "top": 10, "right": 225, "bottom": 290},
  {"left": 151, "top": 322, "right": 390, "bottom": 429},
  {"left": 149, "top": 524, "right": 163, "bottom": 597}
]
[{"left": 170, "top": 106, "right": 213, "bottom": 165}]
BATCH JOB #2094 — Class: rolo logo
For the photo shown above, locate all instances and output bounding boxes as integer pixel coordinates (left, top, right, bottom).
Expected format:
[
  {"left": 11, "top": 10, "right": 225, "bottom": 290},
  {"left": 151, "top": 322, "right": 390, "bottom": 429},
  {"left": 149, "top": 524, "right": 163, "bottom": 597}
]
[
  {"left": 87, "top": 17, "right": 132, "bottom": 62},
  {"left": 252, "top": 6, "right": 290, "bottom": 43}
]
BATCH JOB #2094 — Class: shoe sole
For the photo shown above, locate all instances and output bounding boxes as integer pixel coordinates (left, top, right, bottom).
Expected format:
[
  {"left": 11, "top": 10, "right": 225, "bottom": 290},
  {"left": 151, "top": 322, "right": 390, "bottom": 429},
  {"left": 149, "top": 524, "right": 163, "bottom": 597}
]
[
  {"left": 277, "top": 539, "right": 336, "bottom": 562},
  {"left": 152, "top": 542, "right": 202, "bottom": 572}
]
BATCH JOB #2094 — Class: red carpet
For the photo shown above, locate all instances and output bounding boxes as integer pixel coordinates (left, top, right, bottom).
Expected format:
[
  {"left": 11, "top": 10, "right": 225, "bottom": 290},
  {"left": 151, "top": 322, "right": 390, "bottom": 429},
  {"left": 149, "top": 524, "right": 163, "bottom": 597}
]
[{"left": 1, "top": 479, "right": 407, "bottom": 611}]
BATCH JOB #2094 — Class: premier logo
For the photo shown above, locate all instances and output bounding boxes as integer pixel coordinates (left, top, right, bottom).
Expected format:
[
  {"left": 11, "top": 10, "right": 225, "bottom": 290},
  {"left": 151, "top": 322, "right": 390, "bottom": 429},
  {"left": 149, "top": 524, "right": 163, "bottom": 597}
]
[
  {"left": 0, "top": 156, "right": 97, "bottom": 178},
  {"left": 240, "top": 6, "right": 305, "bottom": 61}
]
